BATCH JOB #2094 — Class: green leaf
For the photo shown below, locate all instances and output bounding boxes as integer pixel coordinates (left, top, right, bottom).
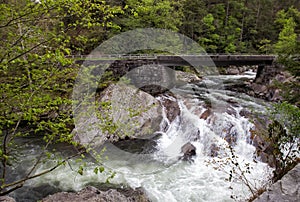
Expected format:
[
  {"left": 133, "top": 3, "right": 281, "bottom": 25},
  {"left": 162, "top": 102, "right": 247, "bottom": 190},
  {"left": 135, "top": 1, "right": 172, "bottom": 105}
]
[
  {"left": 94, "top": 167, "right": 98, "bottom": 174},
  {"left": 78, "top": 166, "right": 84, "bottom": 175},
  {"left": 99, "top": 166, "right": 105, "bottom": 173}
]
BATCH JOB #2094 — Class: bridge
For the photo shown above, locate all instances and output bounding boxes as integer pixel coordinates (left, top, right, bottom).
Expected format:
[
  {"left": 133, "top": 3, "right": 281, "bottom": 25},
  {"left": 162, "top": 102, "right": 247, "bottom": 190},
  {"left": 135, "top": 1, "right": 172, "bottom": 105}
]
[
  {"left": 74, "top": 54, "right": 276, "bottom": 95},
  {"left": 73, "top": 54, "right": 276, "bottom": 67}
]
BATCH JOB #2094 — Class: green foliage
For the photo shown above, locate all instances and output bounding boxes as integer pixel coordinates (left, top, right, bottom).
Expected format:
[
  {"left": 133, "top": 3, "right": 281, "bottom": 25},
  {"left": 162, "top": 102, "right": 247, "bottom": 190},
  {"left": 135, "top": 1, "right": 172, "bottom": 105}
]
[
  {"left": 271, "top": 78, "right": 300, "bottom": 106},
  {"left": 94, "top": 166, "right": 105, "bottom": 174},
  {"left": 258, "top": 39, "right": 272, "bottom": 54},
  {"left": 275, "top": 17, "right": 297, "bottom": 55},
  {"left": 0, "top": 0, "right": 120, "bottom": 195},
  {"left": 271, "top": 102, "right": 300, "bottom": 141},
  {"left": 269, "top": 102, "right": 300, "bottom": 180},
  {"left": 274, "top": 6, "right": 300, "bottom": 76},
  {"left": 106, "top": 0, "right": 300, "bottom": 54},
  {"left": 180, "top": 0, "right": 207, "bottom": 41},
  {"left": 0, "top": 0, "right": 299, "bottom": 197},
  {"left": 198, "top": 14, "right": 219, "bottom": 53},
  {"left": 118, "top": 0, "right": 181, "bottom": 31}
]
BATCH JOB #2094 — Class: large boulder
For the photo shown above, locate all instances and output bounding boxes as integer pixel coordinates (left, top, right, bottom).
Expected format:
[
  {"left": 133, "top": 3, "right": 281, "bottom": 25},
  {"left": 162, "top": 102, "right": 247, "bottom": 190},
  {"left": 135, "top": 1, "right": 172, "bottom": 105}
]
[
  {"left": 42, "top": 186, "right": 149, "bottom": 202},
  {"left": 73, "top": 83, "right": 163, "bottom": 148}
]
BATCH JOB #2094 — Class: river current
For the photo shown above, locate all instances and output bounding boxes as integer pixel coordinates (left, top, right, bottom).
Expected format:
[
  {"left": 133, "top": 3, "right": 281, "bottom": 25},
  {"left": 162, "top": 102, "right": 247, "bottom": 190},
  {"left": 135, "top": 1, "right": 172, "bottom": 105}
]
[{"left": 9, "top": 70, "right": 273, "bottom": 202}]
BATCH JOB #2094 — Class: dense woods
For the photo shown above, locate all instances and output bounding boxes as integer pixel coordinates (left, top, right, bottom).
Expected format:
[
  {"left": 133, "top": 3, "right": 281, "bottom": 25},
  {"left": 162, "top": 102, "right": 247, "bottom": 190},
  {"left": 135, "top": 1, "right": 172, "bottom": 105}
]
[
  {"left": 78, "top": 0, "right": 300, "bottom": 54},
  {"left": 2, "top": 1, "right": 300, "bottom": 54},
  {"left": 0, "top": 0, "right": 299, "bottom": 199}
]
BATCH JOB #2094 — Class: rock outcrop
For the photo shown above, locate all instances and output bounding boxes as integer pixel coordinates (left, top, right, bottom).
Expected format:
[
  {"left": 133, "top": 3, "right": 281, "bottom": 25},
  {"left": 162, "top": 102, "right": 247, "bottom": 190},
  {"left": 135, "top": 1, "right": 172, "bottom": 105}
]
[
  {"left": 73, "top": 83, "right": 163, "bottom": 148},
  {"left": 159, "top": 95, "right": 180, "bottom": 123},
  {"left": 250, "top": 64, "right": 297, "bottom": 102},
  {"left": 254, "top": 163, "right": 300, "bottom": 202},
  {"left": 0, "top": 196, "right": 16, "bottom": 202},
  {"left": 175, "top": 70, "right": 202, "bottom": 85},
  {"left": 218, "top": 65, "right": 255, "bottom": 75},
  {"left": 42, "top": 186, "right": 149, "bottom": 202}
]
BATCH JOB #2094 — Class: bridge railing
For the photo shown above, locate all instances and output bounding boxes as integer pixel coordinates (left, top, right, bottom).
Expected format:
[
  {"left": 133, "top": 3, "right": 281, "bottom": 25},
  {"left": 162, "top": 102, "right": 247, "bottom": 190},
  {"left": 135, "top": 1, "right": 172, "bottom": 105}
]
[
  {"left": 66, "top": 54, "right": 158, "bottom": 60},
  {"left": 66, "top": 54, "right": 277, "bottom": 62}
]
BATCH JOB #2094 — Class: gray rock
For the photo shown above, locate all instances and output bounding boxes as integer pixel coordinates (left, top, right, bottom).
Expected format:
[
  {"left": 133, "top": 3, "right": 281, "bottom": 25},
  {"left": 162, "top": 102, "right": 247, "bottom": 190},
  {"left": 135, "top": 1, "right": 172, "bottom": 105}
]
[
  {"left": 42, "top": 186, "right": 149, "bottom": 202},
  {"left": 254, "top": 163, "right": 300, "bottom": 202},
  {"left": 200, "top": 108, "right": 212, "bottom": 120},
  {"left": 175, "top": 70, "right": 202, "bottom": 84},
  {"left": 0, "top": 196, "right": 16, "bottom": 202},
  {"left": 160, "top": 96, "right": 180, "bottom": 123},
  {"left": 270, "top": 89, "right": 282, "bottom": 101},
  {"left": 227, "top": 67, "right": 240, "bottom": 75},
  {"left": 181, "top": 142, "right": 196, "bottom": 161},
  {"left": 73, "top": 83, "right": 163, "bottom": 148},
  {"left": 127, "top": 64, "right": 176, "bottom": 95}
]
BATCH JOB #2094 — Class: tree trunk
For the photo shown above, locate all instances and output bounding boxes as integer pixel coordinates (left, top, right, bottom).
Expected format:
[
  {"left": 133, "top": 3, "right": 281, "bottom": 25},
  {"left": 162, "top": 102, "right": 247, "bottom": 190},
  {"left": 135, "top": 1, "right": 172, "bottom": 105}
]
[{"left": 225, "top": 0, "right": 230, "bottom": 27}]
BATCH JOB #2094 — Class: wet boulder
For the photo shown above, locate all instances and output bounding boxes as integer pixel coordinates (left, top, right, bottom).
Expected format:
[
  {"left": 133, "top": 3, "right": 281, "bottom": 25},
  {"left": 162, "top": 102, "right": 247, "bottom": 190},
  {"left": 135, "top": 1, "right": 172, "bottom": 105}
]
[
  {"left": 180, "top": 142, "right": 196, "bottom": 161},
  {"left": 42, "top": 186, "right": 149, "bottom": 202},
  {"left": 200, "top": 108, "right": 212, "bottom": 120},
  {"left": 160, "top": 95, "right": 180, "bottom": 123}
]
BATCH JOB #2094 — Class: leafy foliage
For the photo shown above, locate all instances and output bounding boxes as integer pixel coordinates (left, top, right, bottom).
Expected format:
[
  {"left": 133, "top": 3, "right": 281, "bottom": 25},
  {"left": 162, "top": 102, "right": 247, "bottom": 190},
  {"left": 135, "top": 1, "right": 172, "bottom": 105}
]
[
  {"left": 0, "top": 0, "right": 120, "bottom": 195},
  {"left": 119, "top": 0, "right": 181, "bottom": 31},
  {"left": 0, "top": 0, "right": 300, "bottom": 197},
  {"left": 274, "top": 6, "right": 300, "bottom": 76},
  {"left": 269, "top": 102, "right": 300, "bottom": 181}
]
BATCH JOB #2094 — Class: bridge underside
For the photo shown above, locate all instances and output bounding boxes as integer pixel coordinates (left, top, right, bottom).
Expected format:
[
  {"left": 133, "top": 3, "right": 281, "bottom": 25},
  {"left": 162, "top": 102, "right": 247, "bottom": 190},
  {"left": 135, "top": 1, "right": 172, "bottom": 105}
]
[
  {"left": 80, "top": 55, "right": 275, "bottom": 95},
  {"left": 157, "top": 55, "right": 274, "bottom": 67},
  {"left": 80, "top": 55, "right": 275, "bottom": 67}
]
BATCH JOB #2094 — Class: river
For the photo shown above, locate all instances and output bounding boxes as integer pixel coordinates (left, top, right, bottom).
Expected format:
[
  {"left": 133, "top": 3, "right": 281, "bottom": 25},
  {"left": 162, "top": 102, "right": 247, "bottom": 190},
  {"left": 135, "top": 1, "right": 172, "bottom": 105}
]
[{"left": 9, "top": 70, "right": 273, "bottom": 202}]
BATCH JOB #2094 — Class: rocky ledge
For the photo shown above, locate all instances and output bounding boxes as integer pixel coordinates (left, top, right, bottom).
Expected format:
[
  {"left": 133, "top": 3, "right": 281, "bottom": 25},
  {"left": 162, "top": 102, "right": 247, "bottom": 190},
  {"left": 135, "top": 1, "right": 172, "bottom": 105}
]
[
  {"left": 41, "top": 186, "right": 149, "bottom": 202},
  {"left": 0, "top": 196, "right": 16, "bottom": 202},
  {"left": 254, "top": 163, "right": 300, "bottom": 202}
]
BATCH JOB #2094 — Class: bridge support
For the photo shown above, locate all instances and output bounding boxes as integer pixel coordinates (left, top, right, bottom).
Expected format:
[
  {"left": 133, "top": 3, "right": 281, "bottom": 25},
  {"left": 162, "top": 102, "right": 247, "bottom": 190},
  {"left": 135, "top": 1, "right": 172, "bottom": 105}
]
[{"left": 254, "top": 64, "right": 265, "bottom": 83}]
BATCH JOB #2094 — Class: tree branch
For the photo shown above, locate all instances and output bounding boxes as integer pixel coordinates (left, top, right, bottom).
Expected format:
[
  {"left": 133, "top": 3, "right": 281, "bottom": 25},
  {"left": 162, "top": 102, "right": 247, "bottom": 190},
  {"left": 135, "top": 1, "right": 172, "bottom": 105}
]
[{"left": 0, "top": 151, "right": 83, "bottom": 196}]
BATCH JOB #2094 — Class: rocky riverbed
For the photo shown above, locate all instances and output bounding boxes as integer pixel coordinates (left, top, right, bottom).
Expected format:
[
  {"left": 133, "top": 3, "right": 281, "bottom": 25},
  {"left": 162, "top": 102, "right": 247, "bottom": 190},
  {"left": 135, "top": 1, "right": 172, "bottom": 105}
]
[{"left": 3, "top": 67, "right": 298, "bottom": 202}]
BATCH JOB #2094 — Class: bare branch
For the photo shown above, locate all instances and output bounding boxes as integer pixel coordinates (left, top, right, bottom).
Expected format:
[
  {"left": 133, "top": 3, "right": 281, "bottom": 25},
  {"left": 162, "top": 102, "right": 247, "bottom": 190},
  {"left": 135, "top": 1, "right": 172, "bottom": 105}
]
[
  {"left": 0, "top": 151, "right": 84, "bottom": 196},
  {"left": 0, "top": 5, "right": 56, "bottom": 29}
]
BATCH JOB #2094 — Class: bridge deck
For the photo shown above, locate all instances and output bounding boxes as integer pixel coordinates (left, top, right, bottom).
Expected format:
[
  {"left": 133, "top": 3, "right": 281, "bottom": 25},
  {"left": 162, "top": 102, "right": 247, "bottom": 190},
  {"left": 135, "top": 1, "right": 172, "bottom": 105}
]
[{"left": 73, "top": 54, "right": 276, "bottom": 67}]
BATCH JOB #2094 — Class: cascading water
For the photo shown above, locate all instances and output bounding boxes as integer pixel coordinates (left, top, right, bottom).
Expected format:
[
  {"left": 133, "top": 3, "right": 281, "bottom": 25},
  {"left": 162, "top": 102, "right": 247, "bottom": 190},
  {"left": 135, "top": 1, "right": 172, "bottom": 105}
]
[{"left": 9, "top": 71, "right": 273, "bottom": 202}]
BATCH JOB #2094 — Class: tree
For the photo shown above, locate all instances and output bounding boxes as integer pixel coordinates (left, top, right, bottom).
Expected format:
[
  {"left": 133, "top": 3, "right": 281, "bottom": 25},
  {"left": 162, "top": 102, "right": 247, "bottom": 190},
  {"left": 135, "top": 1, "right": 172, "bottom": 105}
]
[
  {"left": 180, "top": 0, "right": 207, "bottom": 41},
  {"left": 198, "top": 13, "right": 220, "bottom": 53},
  {"left": 0, "top": 0, "right": 118, "bottom": 195},
  {"left": 118, "top": 0, "right": 181, "bottom": 31},
  {"left": 268, "top": 102, "right": 300, "bottom": 181},
  {"left": 274, "top": 6, "right": 300, "bottom": 76},
  {"left": 275, "top": 17, "right": 297, "bottom": 55}
]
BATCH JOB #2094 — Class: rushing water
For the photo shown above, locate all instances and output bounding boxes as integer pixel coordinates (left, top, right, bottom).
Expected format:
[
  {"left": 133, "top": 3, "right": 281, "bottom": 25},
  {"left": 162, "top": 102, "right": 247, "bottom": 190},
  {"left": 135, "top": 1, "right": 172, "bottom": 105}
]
[{"left": 9, "top": 71, "right": 273, "bottom": 202}]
